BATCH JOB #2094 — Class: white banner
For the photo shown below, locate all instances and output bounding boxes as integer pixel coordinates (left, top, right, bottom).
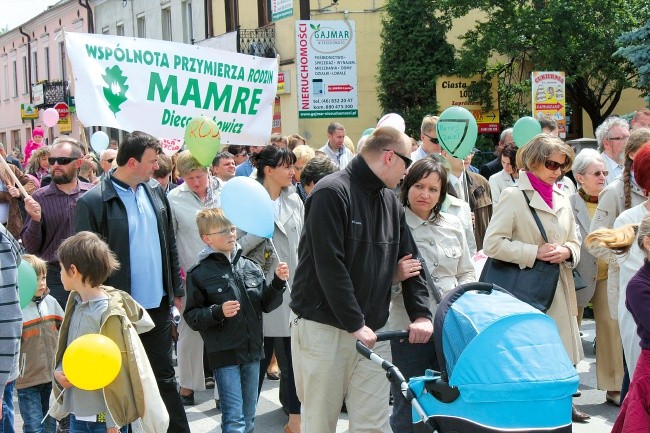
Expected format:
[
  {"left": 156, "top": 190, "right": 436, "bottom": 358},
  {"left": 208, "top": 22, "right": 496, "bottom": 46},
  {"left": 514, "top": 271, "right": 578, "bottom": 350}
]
[{"left": 65, "top": 32, "right": 278, "bottom": 146}]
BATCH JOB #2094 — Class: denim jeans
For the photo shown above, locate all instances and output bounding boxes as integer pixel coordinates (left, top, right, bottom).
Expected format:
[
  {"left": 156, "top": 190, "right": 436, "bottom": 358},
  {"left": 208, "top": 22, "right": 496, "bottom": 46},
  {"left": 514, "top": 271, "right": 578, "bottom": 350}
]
[
  {"left": 18, "top": 383, "right": 56, "bottom": 433},
  {"left": 0, "top": 381, "right": 15, "bottom": 433},
  {"left": 389, "top": 339, "right": 437, "bottom": 433},
  {"left": 214, "top": 362, "right": 260, "bottom": 433},
  {"left": 69, "top": 415, "right": 127, "bottom": 433}
]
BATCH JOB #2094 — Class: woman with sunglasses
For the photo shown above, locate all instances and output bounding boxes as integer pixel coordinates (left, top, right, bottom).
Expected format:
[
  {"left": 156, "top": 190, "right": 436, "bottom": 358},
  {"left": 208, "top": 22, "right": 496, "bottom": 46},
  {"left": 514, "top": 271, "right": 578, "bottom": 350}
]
[
  {"left": 238, "top": 145, "right": 303, "bottom": 433},
  {"left": 569, "top": 148, "right": 623, "bottom": 406},
  {"left": 387, "top": 156, "right": 475, "bottom": 433},
  {"left": 483, "top": 134, "right": 588, "bottom": 422}
]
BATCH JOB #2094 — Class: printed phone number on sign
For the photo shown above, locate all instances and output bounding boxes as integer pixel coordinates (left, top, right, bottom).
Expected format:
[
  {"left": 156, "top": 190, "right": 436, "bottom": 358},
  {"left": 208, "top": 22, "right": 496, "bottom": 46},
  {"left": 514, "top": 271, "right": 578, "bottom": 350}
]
[{"left": 314, "top": 104, "right": 355, "bottom": 110}]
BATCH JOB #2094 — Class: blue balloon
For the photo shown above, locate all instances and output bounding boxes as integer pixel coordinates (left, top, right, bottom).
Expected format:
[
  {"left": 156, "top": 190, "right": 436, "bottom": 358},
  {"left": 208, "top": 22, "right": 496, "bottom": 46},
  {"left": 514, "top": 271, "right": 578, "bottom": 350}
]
[{"left": 221, "top": 177, "right": 274, "bottom": 238}]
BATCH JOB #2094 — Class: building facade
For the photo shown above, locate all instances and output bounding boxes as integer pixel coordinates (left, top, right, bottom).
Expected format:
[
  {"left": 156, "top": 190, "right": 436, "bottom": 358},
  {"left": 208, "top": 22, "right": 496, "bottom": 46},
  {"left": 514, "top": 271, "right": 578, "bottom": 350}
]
[{"left": 0, "top": 0, "right": 91, "bottom": 157}]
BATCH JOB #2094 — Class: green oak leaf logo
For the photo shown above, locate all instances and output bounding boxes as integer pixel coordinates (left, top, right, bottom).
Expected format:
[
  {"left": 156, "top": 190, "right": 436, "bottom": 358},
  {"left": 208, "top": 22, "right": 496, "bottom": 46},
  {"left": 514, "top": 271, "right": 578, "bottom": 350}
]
[
  {"left": 309, "top": 24, "right": 321, "bottom": 31},
  {"left": 102, "top": 65, "right": 129, "bottom": 116}
]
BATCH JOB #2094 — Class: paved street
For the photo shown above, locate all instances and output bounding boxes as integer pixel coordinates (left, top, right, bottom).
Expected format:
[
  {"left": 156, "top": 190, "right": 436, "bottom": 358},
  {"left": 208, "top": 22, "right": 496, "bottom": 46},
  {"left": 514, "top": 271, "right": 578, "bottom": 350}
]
[{"left": 11, "top": 319, "right": 618, "bottom": 432}]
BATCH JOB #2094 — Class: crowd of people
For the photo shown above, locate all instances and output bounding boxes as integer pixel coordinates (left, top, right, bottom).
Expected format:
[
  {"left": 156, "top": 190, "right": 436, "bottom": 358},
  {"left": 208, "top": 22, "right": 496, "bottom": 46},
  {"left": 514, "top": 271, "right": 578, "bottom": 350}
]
[{"left": 0, "top": 108, "right": 650, "bottom": 433}]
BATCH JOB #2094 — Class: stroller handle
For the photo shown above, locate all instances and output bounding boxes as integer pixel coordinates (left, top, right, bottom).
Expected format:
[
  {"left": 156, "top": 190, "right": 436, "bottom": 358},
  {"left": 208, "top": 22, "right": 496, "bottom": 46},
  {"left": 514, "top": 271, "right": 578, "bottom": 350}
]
[{"left": 355, "top": 330, "right": 409, "bottom": 360}]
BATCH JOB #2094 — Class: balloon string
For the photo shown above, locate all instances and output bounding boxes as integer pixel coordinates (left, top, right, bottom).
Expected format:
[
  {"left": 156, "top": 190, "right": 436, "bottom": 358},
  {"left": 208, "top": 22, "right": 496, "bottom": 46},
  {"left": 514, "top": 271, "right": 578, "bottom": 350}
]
[
  {"left": 43, "top": 388, "right": 65, "bottom": 423},
  {"left": 269, "top": 238, "right": 291, "bottom": 292}
]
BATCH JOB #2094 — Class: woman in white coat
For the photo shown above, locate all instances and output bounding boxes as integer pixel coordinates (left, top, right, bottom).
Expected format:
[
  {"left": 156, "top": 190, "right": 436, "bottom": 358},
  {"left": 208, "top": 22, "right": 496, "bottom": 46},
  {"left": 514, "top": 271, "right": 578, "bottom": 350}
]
[
  {"left": 482, "top": 134, "right": 587, "bottom": 422},
  {"left": 489, "top": 143, "right": 519, "bottom": 204},
  {"left": 238, "top": 145, "right": 304, "bottom": 433},
  {"left": 586, "top": 142, "right": 650, "bottom": 407},
  {"left": 388, "top": 157, "right": 475, "bottom": 433}
]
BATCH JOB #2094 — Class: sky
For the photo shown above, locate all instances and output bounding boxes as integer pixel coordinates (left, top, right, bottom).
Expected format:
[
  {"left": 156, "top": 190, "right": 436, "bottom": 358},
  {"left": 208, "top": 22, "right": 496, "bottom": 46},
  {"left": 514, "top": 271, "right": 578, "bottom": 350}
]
[{"left": 0, "top": 0, "right": 60, "bottom": 32}]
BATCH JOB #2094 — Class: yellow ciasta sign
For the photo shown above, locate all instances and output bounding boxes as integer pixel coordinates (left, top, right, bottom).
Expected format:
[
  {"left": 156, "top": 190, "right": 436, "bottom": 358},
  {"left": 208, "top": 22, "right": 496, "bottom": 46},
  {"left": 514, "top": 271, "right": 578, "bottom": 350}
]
[{"left": 436, "top": 75, "right": 500, "bottom": 133}]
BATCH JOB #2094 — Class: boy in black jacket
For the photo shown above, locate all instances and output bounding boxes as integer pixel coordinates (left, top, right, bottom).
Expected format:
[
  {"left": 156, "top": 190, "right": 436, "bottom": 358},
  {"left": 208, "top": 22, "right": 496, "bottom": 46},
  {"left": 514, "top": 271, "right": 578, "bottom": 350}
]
[{"left": 184, "top": 208, "right": 288, "bottom": 433}]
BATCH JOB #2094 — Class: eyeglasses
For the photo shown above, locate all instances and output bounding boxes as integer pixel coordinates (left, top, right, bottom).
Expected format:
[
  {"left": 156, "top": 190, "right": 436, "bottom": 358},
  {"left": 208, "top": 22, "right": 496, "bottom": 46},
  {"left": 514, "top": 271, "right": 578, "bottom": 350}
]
[
  {"left": 586, "top": 170, "right": 609, "bottom": 177},
  {"left": 207, "top": 227, "right": 237, "bottom": 237},
  {"left": 48, "top": 157, "right": 78, "bottom": 166},
  {"left": 423, "top": 133, "right": 440, "bottom": 144},
  {"left": 544, "top": 160, "right": 565, "bottom": 171},
  {"left": 103, "top": 158, "right": 115, "bottom": 163},
  {"left": 383, "top": 149, "right": 412, "bottom": 169},
  {"left": 607, "top": 136, "right": 629, "bottom": 141}
]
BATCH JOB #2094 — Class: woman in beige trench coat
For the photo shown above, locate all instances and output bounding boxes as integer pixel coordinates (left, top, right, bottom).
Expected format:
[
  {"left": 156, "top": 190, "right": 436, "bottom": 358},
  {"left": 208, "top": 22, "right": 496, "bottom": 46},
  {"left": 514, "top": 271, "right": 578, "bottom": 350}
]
[{"left": 483, "top": 134, "right": 588, "bottom": 422}]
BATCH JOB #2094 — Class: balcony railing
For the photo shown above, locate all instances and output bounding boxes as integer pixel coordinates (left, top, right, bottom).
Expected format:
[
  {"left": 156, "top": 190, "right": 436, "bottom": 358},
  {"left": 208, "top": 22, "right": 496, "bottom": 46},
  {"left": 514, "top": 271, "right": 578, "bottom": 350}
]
[{"left": 238, "top": 27, "right": 277, "bottom": 58}]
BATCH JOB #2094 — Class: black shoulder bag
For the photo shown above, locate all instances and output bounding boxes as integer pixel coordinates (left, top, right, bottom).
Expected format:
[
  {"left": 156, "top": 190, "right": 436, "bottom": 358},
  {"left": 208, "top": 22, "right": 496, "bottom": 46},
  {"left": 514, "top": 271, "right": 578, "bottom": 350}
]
[{"left": 479, "top": 191, "right": 561, "bottom": 312}]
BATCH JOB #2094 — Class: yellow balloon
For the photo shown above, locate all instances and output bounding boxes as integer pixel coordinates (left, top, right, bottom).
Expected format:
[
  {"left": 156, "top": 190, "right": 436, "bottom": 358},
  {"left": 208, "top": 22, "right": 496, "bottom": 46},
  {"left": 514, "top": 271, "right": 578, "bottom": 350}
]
[{"left": 62, "top": 334, "right": 122, "bottom": 391}]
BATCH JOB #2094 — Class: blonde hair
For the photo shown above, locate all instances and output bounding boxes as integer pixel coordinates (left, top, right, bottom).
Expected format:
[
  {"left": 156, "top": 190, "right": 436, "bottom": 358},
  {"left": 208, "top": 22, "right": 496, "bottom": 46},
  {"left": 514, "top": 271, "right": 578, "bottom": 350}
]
[
  {"left": 196, "top": 208, "right": 232, "bottom": 237},
  {"left": 176, "top": 150, "right": 208, "bottom": 177},
  {"left": 518, "top": 134, "right": 575, "bottom": 174},
  {"left": 292, "top": 144, "right": 315, "bottom": 161},
  {"left": 22, "top": 254, "right": 47, "bottom": 278},
  {"left": 585, "top": 214, "right": 650, "bottom": 256},
  {"left": 421, "top": 115, "right": 439, "bottom": 135}
]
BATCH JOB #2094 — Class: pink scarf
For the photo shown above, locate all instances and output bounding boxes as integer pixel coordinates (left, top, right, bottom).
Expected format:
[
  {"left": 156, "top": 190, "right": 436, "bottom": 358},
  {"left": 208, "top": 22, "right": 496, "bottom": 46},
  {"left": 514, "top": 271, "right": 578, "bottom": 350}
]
[{"left": 526, "top": 171, "right": 553, "bottom": 208}]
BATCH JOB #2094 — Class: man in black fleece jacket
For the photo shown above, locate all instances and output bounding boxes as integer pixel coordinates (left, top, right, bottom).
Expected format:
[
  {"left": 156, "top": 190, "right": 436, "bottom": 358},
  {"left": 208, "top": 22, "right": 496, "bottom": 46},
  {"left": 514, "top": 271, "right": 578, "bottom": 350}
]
[{"left": 290, "top": 126, "right": 433, "bottom": 433}]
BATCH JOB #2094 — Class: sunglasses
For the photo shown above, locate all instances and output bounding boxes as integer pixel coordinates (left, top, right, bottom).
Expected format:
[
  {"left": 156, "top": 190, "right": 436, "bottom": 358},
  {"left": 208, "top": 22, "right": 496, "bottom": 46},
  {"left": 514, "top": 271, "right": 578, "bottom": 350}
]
[
  {"left": 383, "top": 148, "right": 412, "bottom": 169},
  {"left": 587, "top": 170, "right": 609, "bottom": 178},
  {"left": 103, "top": 158, "right": 115, "bottom": 163},
  {"left": 48, "top": 157, "right": 78, "bottom": 166},
  {"left": 423, "top": 133, "right": 440, "bottom": 144},
  {"left": 544, "top": 160, "right": 565, "bottom": 171}
]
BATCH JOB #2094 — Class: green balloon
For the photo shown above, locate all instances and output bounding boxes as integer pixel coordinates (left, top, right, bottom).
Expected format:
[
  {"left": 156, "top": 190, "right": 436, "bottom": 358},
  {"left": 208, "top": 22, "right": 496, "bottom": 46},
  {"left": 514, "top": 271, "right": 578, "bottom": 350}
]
[
  {"left": 512, "top": 116, "right": 542, "bottom": 148},
  {"left": 184, "top": 116, "right": 222, "bottom": 166},
  {"left": 17, "top": 260, "right": 37, "bottom": 309},
  {"left": 436, "top": 106, "right": 478, "bottom": 159},
  {"left": 361, "top": 128, "right": 375, "bottom": 137}
]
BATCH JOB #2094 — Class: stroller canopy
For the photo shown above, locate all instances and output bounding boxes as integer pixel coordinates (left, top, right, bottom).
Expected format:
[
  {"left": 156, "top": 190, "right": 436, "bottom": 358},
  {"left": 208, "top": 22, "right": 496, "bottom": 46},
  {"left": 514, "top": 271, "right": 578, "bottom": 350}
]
[{"left": 433, "top": 283, "right": 578, "bottom": 402}]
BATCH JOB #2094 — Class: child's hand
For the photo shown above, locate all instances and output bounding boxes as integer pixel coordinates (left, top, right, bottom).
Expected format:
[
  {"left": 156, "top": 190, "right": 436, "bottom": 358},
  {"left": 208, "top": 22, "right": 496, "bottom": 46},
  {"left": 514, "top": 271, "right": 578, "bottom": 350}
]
[
  {"left": 275, "top": 262, "right": 289, "bottom": 280},
  {"left": 54, "top": 370, "right": 72, "bottom": 389},
  {"left": 222, "top": 300, "right": 240, "bottom": 318}
]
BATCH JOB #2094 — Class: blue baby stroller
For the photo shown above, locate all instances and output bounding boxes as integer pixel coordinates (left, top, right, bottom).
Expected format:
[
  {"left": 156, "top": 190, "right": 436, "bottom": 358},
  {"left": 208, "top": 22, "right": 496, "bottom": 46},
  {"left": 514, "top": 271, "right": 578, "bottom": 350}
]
[{"left": 356, "top": 282, "right": 579, "bottom": 433}]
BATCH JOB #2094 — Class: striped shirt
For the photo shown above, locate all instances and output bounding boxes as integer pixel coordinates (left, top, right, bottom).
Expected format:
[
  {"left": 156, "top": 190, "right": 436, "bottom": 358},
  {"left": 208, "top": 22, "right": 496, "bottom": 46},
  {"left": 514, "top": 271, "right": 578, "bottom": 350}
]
[
  {"left": 20, "top": 180, "right": 93, "bottom": 263},
  {"left": 0, "top": 225, "right": 23, "bottom": 397}
]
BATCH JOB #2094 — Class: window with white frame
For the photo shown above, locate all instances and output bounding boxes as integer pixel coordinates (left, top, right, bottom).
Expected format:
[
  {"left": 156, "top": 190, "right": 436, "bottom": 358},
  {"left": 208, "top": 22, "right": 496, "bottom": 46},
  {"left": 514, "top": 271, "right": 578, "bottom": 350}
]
[
  {"left": 59, "top": 41, "right": 66, "bottom": 80},
  {"left": 12, "top": 60, "right": 18, "bottom": 97},
  {"left": 22, "top": 56, "right": 28, "bottom": 94},
  {"left": 102, "top": 26, "right": 110, "bottom": 35},
  {"left": 161, "top": 7, "right": 172, "bottom": 41},
  {"left": 137, "top": 14, "right": 146, "bottom": 38},
  {"left": 116, "top": 22, "right": 124, "bottom": 36},
  {"left": 3, "top": 63, "right": 8, "bottom": 100},
  {"left": 31, "top": 51, "right": 38, "bottom": 84},
  {"left": 182, "top": 1, "right": 193, "bottom": 44},
  {"left": 44, "top": 47, "right": 50, "bottom": 81}
]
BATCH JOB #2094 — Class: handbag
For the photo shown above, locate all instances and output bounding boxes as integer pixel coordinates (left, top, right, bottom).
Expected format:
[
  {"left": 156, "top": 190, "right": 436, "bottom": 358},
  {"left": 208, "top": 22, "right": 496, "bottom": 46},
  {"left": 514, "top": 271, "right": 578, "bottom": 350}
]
[
  {"left": 572, "top": 268, "right": 588, "bottom": 291},
  {"left": 479, "top": 191, "right": 560, "bottom": 312}
]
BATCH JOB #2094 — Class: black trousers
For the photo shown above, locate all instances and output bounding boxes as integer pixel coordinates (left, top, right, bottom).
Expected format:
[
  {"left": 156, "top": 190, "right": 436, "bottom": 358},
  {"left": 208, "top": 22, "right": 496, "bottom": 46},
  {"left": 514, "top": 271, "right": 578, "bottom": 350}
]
[
  {"left": 46, "top": 262, "right": 69, "bottom": 309},
  {"left": 258, "top": 336, "right": 301, "bottom": 414},
  {"left": 139, "top": 299, "right": 191, "bottom": 433}
]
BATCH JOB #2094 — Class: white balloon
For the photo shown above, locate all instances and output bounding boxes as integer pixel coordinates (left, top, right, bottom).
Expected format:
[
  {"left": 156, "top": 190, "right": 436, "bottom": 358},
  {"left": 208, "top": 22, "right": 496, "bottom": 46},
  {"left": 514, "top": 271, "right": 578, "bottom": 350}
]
[
  {"left": 376, "top": 113, "right": 406, "bottom": 133},
  {"left": 90, "top": 131, "right": 110, "bottom": 152}
]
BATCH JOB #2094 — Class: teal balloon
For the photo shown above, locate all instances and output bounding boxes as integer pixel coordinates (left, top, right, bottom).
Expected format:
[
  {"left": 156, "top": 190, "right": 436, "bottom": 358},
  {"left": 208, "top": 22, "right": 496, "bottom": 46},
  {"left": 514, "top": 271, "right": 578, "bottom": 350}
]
[
  {"left": 17, "top": 260, "right": 37, "bottom": 309},
  {"left": 221, "top": 177, "right": 274, "bottom": 238},
  {"left": 512, "top": 116, "right": 542, "bottom": 148},
  {"left": 436, "top": 106, "right": 478, "bottom": 159},
  {"left": 361, "top": 128, "right": 375, "bottom": 137}
]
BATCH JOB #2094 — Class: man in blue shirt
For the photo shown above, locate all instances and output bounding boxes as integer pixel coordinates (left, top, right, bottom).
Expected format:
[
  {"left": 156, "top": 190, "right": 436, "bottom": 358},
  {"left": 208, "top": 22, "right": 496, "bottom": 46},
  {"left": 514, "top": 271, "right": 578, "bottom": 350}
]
[{"left": 75, "top": 131, "right": 190, "bottom": 433}]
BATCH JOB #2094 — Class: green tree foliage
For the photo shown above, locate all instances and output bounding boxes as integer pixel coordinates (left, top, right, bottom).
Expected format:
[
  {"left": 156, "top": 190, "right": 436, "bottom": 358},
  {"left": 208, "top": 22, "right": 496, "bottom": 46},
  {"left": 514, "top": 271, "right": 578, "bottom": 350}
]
[
  {"left": 617, "top": 19, "right": 650, "bottom": 104},
  {"left": 439, "top": 0, "right": 650, "bottom": 132},
  {"left": 377, "top": 0, "right": 455, "bottom": 137}
]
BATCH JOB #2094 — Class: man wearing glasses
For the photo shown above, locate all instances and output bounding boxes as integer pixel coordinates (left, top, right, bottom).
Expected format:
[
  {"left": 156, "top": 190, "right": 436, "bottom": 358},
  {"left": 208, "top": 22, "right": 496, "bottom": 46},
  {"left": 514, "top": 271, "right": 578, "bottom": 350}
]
[
  {"left": 99, "top": 148, "right": 118, "bottom": 177},
  {"left": 595, "top": 116, "right": 630, "bottom": 185},
  {"left": 21, "top": 137, "right": 92, "bottom": 308},
  {"left": 411, "top": 115, "right": 441, "bottom": 163},
  {"left": 291, "top": 126, "right": 432, "bottom": 433}
]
